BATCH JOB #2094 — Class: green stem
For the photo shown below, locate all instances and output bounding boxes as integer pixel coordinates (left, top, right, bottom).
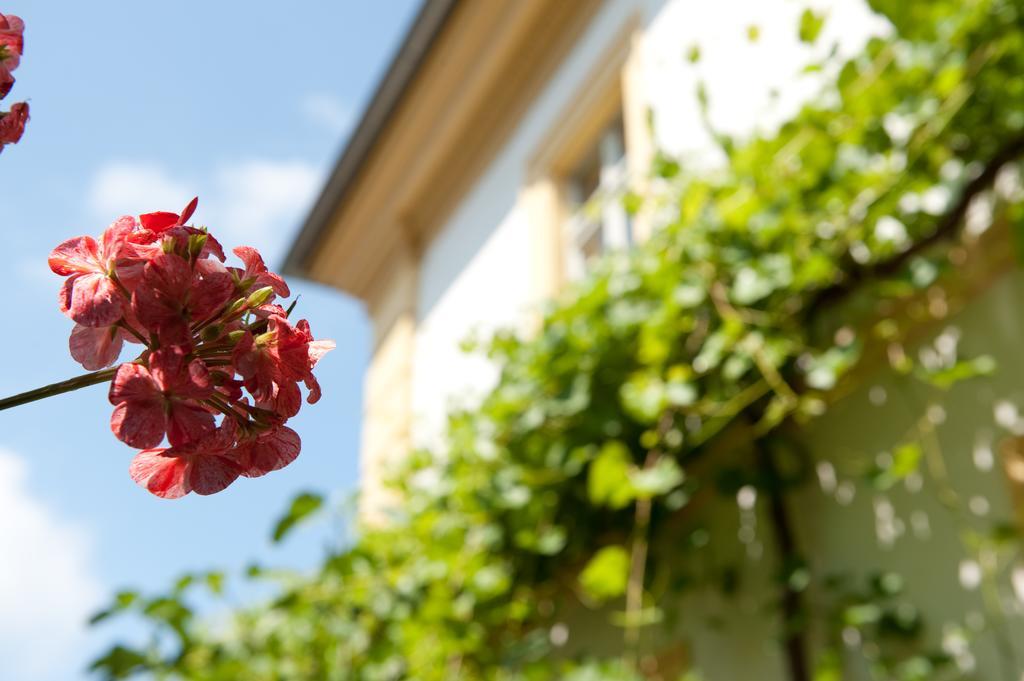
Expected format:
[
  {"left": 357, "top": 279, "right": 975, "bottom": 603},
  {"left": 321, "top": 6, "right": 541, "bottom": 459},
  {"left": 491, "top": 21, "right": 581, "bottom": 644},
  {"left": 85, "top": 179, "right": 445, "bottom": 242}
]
[{"left": 0, "top": 367, "right": 119, "bottom": 411}]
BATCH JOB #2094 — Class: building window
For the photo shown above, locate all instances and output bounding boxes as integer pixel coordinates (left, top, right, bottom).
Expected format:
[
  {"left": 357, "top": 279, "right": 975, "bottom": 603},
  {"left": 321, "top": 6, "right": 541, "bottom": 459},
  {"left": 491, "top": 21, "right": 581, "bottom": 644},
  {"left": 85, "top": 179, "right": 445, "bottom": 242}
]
[{"left": 564, "top": 116, "right": 632, "bottom": 280}]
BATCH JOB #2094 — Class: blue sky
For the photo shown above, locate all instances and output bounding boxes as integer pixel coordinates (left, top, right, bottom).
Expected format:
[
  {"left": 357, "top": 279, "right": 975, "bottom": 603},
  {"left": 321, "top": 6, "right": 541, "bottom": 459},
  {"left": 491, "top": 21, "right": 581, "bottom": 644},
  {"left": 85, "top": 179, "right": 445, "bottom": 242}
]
[{"left": 0, "top": 2, "right": 421, "bottom": 678}]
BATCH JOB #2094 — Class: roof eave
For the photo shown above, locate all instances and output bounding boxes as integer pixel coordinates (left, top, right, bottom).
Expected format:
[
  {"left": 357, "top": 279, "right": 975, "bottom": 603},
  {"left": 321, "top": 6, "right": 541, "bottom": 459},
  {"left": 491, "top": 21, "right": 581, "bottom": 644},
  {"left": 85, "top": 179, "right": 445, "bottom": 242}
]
[{"left": 281, "top": 0, "right": 460, "bottom": 281}]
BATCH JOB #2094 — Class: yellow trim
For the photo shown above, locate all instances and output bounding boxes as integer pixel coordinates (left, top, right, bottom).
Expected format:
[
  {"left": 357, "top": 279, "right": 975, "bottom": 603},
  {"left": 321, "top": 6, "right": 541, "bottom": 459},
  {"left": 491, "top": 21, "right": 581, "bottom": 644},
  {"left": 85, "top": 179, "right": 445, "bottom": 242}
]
[
  {"left": 358, "top": 240, "right": 418, "bottom": 522},
  {"left": 526, "top": 17, "right": 651, "bottom": 298}
]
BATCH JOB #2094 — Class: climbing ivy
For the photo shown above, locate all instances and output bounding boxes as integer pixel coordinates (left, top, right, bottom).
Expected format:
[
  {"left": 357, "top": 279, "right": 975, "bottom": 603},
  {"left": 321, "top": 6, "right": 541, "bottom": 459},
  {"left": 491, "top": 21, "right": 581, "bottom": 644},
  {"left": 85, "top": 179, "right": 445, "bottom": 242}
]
[{"left": 90, "top": 0, "right": 1024, "bottom": 679}]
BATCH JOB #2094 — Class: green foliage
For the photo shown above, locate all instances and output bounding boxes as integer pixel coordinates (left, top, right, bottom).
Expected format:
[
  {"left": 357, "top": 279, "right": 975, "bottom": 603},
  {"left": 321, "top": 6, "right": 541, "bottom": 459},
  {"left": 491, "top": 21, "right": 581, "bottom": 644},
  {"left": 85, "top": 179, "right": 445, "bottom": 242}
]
[
  {"left": 580, "top": 546, "right": 631, "bottom": 602},
  {"left": 90, "top": 1, "right": 1024, "bottom": 679},
  {"left": 271, "top": 491, "right": 324, "bottom": 543}
]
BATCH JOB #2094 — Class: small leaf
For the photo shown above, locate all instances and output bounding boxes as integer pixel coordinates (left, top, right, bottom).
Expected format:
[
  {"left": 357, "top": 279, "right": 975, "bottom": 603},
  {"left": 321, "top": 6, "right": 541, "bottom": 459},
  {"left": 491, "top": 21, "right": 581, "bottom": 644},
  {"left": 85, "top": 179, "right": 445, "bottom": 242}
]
[
  {"left": 88, "top": 646, "right": 149, "bottom": 676},
  {"left": 798, "top": 8, "right": 825, "bottom": 44},
  {"left": 88, "top": 590, "right": 138, "bottom": 626},
  {"left": 272, "top": 491, "right": 325, "bottom": 543},
  {"left": 843, "top": 603, "right": 882, "bottom": 626},
  {"left": 629, "top": 458, "right": 685, "bottom": 499},
  {"left": 580, "top": 546, "right": 631, "bottom": 601},
  {"left": 620, "top": 373, "right": 665, "bottom": 424},
  {"left": 588, "top": 442, "right": 635, "bottom": 509},
  {"left": 732, "top": 267, "right": 774, "bottom": 305},
  {"left": 205, "top": 571, "right": 225, "bottom": 595},
  {"left": 919, "top": 355, "right": 996, "bottom": 389},
  {"left": 869, "top": 443, "right": 921, "bottom": 490},
  {"left": 535, "top": 526, "right": 567, "bottom": 555}
]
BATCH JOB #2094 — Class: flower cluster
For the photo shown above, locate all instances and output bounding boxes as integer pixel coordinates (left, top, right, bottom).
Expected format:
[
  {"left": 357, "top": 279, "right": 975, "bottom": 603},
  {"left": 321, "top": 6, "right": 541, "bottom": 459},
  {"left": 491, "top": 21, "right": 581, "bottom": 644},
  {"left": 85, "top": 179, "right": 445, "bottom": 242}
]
[
  {"left": 49, "top": 198, "right": 334, "bottom": 498},
  {"left": 0, "top": 12, "right": 27, "bottom": 152}
]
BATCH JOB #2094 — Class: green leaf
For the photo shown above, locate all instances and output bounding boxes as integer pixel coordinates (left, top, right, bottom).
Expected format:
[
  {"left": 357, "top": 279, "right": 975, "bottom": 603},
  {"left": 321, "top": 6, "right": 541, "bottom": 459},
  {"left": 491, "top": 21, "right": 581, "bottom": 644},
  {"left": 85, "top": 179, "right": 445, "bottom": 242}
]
[
  {"left": 620, "top": 373, "right": 664, "bottom": 424},
  {"left": 803, "top": 345, "right": 859, "bottom": 390},
  {"left": 732, "top": 267, "right": 774, "bottom": 305},
  {"left": 814, "top": 650, "right": 842, "bottom": 681},
  {"left": 629, "top": 458, "right": 685, "bottom": 499},
  {"left": 798, "top": 8, "right": 825, "bottom": 44},
  {"left": 88, "top": 590, "right": 138, "bottom": 625},
  {"left": 843, "top": 603, "right": 882, "bottom": 626},
  {"left": 919, "top": 355, "right": 996, "bottom": 389},
  {"left": 205, "top": 571, "right": 225, "bottom": 595},
  {"left": 89, "top": 645, "right": 149, "bottom": 677},
  {"left": 588, "top": 442, "right": 635, "bottom": 509},
  {"left": 870, "top": 442, "right": 921, "bottom": 490},
  {"left": 535, "top": 526, "right": 567, "bottom": 555},
  {"left": 579, "top": 545, "right": 631, "bottom": 601},
  {"left": 272, "top": 491, "right": 325, "bottom": 543}
]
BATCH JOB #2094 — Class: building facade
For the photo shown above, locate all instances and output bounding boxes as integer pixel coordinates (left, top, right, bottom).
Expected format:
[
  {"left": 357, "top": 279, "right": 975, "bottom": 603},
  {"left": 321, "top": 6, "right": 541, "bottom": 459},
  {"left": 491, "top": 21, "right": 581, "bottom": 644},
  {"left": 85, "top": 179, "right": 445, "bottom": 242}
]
[
  {"left": 283, "top": 1, "right": 1024, "bottom": 677},
  {"left": 283, "top": 0, "right": 884, "bottom": 512}
]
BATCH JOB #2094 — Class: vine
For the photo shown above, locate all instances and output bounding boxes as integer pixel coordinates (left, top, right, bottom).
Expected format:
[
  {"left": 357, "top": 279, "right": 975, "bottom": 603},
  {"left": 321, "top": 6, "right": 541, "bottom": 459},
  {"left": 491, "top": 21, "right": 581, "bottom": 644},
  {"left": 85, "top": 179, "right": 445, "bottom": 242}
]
[{"left": 90, "top": 1, "right": 1024, "bottom": 679}]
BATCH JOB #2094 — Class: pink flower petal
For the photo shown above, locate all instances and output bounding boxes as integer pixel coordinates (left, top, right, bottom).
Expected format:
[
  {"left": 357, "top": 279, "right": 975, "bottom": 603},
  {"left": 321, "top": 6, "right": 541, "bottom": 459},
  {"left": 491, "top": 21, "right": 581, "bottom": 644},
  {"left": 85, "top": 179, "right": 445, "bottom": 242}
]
[
  {"left": 99, "top": 216, "right": 139, "bottom": 260},
  {"left": 129, "top": 449, "right": 189, "bottom": 499},
  {"left": 48, "top": 235, "right": 99, "bottom": 275},
  {"left": 303, "top": 373, "right": 322, "bottom": 404},
  {"left": 66, "top": 272, "right": 124, "bottom": 327},
  {"left": 110, "top": 399, "right": 165, "bottom": 449},
  {"left": 238, "top": 426, "right": 300, "bottom": 478},
  {"left": 178, "top": 197, "right": 198, "bottom": 225},
  {"left": 187, "top": 453, "right": 241, "bottom": 496},
  {"left": 308, "top": 339, "right": 335, "bottom": 367},
  {"left": 109, "top": 363, "right": 165, "bottom": 448},
  {"left": 233, "top": 246, "right": 290, "bottom": 297},
  {"left": 190, "top": 268, "right": 234, "bottom": 321},
  {"left": 259, "top": 380, "right": 301, "bottom": 419},
  {"left": 165, "top": 401, "right": 216, "bottom": 448},
  {"left": 69, "top": 323, "right": 124, "bottom": 370},
  {"left": 139, "top": 211, "right": 180, "bottom": 233},
  {"left": 0, "top": 102, "right": 28, "bottom": 147}
]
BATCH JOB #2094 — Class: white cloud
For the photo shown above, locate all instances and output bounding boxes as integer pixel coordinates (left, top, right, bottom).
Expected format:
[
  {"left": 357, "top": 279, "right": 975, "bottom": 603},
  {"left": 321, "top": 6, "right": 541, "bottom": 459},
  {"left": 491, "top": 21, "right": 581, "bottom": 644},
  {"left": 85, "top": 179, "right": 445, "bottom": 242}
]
[
  {"left": 301, "top": 93, "right": 355, "bottom": 136},
  {"left": 87, "top": 158, "right": 323, "bottom": 265},
  {"left": 0, "top": 448, "right": 103, "bottom": 681},
  {"left": 210, "top": 160, "right": 321, "bottom": 263},
  {"left": 89, "top": 161, "right": 196, "bottom": 219}
]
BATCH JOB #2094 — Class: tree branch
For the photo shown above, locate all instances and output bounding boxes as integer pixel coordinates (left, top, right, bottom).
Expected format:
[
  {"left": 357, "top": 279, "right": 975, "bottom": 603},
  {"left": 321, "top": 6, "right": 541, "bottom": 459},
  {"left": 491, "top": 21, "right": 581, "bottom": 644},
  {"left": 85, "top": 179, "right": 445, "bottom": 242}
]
[
  {"left": 760, "top": 441, "right": 810, "bottom": 681},
  {"left": 805, "top": 134, "right": 1024, "bottom": 319}
]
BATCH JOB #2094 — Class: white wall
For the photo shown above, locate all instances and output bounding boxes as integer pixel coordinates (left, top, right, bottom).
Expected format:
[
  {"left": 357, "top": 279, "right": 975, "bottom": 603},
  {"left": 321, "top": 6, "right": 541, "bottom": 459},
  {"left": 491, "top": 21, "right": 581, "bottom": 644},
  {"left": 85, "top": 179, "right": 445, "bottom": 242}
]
[{"left": 411, "top": 0, "right": 887, "bottom": 447}]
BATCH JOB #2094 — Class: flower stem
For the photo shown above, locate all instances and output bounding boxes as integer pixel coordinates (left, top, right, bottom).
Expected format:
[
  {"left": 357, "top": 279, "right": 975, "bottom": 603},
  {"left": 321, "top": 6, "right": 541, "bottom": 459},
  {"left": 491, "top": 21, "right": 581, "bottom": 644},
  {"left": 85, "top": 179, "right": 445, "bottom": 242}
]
[{"left": 0, "top": 367, "right": 119, "bottom": 411}]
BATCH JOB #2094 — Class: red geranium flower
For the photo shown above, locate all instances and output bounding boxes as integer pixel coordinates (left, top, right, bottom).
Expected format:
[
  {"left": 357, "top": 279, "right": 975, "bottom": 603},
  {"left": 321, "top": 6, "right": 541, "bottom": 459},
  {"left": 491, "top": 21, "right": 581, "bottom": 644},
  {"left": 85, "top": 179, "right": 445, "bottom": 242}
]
[
  {"left": 0, "top": 13, "right": 24, "bottom": 69},
  {"left": 48, "top": 216, "right": 138, "bottom": 327},
  {"left": 109, "top": 347, "right": 216, "bottom": 449},
  {"left": 38, "top": 197, "right": 334, "bottom": 499},
  {"left": 131, "top": 252, "right": 233, "bottom": 344}
]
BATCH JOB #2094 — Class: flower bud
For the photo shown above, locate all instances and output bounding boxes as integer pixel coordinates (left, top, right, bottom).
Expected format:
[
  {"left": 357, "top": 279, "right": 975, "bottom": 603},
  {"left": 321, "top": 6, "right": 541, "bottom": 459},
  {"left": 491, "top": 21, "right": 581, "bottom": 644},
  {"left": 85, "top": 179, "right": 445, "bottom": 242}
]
[
  {"left": 226, "top": 329, "right": 246, "bottom": 344},
  {"left": 245, "top": 286, "right": 275, "bottom": 308},
  {"left": 188, "top": 233, "right": 208, "bottom": 259},
  {"left": 200, "top": 324, "right": 223, "bottom": 342},
  {"left": 223, "top": 297, "right": 247, "bottom": 318}
]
